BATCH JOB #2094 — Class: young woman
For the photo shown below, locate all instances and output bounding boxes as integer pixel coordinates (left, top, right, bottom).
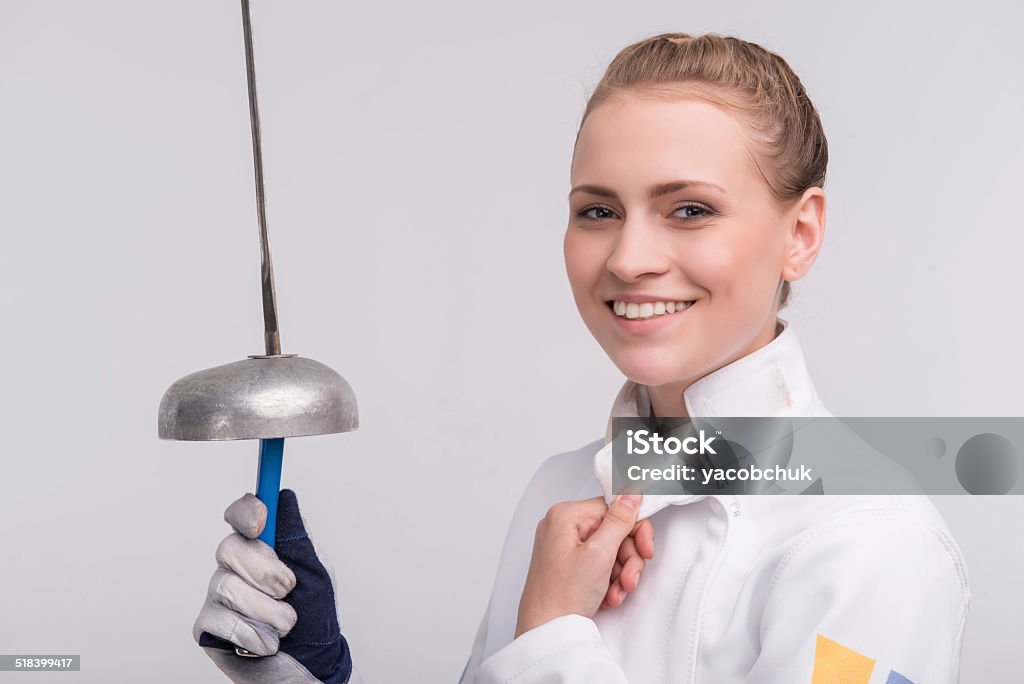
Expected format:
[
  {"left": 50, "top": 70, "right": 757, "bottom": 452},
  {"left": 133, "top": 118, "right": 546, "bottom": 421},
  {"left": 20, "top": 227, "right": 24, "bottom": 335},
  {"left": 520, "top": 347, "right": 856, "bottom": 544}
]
[{"left": 193, "top": 33, "right": 970, "bottom": 684}]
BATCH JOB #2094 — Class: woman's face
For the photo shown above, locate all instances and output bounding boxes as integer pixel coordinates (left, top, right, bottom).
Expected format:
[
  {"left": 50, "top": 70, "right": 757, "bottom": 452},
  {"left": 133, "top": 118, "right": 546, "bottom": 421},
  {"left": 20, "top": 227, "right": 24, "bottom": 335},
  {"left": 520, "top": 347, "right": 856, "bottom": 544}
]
[{"left": 564, "top": 92, "right": 823, "bottom": 394}]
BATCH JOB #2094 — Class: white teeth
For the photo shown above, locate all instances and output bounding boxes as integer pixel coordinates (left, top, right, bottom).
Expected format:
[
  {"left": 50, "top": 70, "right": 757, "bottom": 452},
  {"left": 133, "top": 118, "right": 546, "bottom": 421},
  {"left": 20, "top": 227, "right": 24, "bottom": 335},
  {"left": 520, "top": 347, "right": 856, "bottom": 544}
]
[{"left": 611, "top": 300, "right": 693, "bottom": 320}]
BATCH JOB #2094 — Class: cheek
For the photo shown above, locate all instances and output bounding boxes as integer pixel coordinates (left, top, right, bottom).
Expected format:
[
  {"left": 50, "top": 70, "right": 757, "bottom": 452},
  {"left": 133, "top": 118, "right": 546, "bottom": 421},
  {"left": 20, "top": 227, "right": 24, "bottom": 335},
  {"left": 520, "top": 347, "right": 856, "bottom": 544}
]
[
  {"left": 690, "top": 227, "right": 781, "bottom": 301},
  {"left": 563, "top": 229, "right": 605, "bottom": 298}
]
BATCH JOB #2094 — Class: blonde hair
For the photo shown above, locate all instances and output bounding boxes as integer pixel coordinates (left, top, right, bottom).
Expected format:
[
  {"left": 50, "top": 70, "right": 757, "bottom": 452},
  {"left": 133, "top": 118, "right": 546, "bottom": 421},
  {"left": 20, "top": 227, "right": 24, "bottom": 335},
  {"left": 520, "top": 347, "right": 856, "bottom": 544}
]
[{"left": 576, "top": 33, "right": 829, "bottom": 309}]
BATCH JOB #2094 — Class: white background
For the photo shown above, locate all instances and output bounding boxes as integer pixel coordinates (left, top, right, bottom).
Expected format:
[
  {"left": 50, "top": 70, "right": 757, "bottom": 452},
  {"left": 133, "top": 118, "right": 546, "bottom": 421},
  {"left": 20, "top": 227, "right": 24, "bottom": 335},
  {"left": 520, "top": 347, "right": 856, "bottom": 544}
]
[{"left": 1, "top": 0, "right": 1022, "bottom": 681}]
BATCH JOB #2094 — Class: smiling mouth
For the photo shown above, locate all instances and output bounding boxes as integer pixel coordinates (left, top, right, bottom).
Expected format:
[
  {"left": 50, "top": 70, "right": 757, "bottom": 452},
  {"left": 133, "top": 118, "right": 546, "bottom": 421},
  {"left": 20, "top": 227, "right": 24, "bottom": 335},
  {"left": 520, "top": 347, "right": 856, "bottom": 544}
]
[{"left": 606, "top": 300, "right": 695, "bottom": 320}]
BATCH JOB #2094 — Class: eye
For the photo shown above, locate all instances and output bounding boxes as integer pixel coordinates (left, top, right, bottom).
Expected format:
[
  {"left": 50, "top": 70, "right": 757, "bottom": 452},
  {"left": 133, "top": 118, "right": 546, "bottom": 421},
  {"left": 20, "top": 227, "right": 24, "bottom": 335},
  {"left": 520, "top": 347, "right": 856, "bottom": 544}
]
[
  {"left": 575, "top": 205, "right": 618, "bottom": 221},
  {"left": 673, "top": 202, "right": 714, "bottom": 222},
  {"left": 574, "top": 203, "right": 715, "bottom": 224}
]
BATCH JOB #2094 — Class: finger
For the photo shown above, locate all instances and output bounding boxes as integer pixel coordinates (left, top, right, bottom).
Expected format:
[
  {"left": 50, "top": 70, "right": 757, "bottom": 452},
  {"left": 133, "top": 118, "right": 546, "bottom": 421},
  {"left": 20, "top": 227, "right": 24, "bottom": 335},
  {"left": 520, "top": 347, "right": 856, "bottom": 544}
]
[
  {"left": 543, "top": 498, "right": 608, "bottom": 543},
  {"left": 618, "top": 554, "right": 644, "bottom": 594},
  {"left": 601, "top": 588, "right": 614, "bottom": 610},
  {"left": 617, "top": 534, "right": 639, "bottom": 565},
  {"left": 602, "top": 557, "right": 623, "bottom": 611},
  {"left": 615, "top": 535, "right": 645, "bottom": 595},
  {"left": 577, "top": 512, "right": 604, "bottom": 542},
  {"left": 633, "top": 519, "right": 655, "bottom": 560},
  {"left": 604, "top": 581, "right": 626, "bottom": 608},
  {"left": 547, "top": 497, "right": 610, "bottom": 522},
  {"left": 193, "top": 600, "right": 281, "bottom": 657},
  {"left": 225, "top": 493, "right": 267, "bottom": 539},
  {"left": 208, "top": 568, "right": 298, "bottom": 637},
  {"left": 605, "top": 560, "right": 644, "bottom": 609},
  {"left": 576, "top": 497, "right": 613, "bottom": 540},
  {"left": 587, "top": 494, "right": 643, "bottom": 556},
  {"left": 578, "top": 495, "right": 616, "bottom": 514},
  {"left": 609, "top": 559, "right": 623, "bottom": 586},
  {"left": 216, "top": 533, "right": 297, "bottom": 599}
]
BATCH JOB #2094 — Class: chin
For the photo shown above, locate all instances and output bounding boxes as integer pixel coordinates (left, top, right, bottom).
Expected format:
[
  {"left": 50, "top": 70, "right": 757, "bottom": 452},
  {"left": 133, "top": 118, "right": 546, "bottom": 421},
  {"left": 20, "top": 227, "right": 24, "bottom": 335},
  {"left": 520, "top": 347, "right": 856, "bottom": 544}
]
[{"left": 609, "top": 348, "right": 692, "bottom": 388}]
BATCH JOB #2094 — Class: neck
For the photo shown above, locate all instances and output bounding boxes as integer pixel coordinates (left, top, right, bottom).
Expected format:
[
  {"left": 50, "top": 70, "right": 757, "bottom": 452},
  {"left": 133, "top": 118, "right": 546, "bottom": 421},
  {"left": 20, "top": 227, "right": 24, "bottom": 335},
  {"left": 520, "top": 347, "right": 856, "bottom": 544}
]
[{"left": 646, "top": 316, "right": 782, "bottom": 418}]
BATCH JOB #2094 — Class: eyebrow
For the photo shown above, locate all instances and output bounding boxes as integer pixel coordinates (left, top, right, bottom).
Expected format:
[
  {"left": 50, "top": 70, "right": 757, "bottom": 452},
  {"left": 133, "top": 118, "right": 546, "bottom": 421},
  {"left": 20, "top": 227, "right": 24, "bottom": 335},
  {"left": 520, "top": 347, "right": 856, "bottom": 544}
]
[{"left": 568, "top": 179, "right": 728, "bottom": 201}]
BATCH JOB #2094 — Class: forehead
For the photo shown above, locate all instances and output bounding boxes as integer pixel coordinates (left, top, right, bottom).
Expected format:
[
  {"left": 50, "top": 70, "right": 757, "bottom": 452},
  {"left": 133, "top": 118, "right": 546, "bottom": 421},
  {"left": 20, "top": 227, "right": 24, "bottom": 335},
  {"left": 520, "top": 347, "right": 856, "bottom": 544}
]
[{"left": 571, "top": 94, "right": 757, "bottom": 194}]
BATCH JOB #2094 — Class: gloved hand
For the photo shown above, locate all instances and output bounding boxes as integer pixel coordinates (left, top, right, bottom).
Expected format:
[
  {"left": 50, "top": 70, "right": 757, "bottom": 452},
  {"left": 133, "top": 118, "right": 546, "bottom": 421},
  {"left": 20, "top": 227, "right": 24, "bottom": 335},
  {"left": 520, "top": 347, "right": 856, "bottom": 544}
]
[{"left": 194, "top": 489, "right": 354, "bottom": 684}]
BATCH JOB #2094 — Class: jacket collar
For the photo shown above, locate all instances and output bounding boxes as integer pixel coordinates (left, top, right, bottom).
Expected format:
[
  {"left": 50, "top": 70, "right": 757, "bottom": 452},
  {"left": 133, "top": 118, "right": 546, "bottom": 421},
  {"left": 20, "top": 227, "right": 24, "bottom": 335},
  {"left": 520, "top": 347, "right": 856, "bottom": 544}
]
[{"left": 593, "top": 317, "right": 828, "bottom": 518}]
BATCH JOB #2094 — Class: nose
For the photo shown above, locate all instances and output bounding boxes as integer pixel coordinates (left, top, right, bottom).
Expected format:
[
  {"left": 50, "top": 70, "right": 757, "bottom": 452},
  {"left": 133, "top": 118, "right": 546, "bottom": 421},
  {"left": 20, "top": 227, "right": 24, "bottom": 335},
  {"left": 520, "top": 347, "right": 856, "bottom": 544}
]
[{"left": 605, "top": 216, "right": 672, "bottom": 283}]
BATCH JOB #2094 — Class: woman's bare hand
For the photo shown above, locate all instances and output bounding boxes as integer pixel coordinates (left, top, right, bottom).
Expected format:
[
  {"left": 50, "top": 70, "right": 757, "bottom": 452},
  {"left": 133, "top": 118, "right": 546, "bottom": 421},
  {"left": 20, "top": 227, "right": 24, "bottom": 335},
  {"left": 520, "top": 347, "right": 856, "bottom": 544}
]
[
  {"left": 602, "top": 516, "right": 655, "bottom": 609},
  {"left": 515, "top": 494, "right": 654, "bottom": 638}
]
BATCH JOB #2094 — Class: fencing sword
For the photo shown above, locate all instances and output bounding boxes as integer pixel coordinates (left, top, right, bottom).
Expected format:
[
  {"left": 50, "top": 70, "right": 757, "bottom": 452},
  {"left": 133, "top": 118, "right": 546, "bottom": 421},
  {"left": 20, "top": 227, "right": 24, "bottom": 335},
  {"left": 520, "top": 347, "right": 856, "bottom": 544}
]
[{"left": 157, "top": 0, "right": 358, "bottom": 656}]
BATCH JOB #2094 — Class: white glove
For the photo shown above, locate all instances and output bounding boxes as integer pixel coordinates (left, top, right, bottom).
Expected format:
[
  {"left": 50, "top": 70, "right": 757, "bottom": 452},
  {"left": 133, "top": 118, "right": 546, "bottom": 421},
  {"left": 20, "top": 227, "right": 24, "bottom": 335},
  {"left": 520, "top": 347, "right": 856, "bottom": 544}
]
[{"left": 193, "top": 489, "right": 354, "bottom": 683}]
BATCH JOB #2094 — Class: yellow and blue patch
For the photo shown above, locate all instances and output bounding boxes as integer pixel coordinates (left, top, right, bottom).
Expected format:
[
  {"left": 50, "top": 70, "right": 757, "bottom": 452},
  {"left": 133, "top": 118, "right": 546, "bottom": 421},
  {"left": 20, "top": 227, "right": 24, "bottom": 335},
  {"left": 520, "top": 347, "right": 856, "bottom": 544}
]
[{"left": 811, "top": 633, "right": 913, "bottom": 684}]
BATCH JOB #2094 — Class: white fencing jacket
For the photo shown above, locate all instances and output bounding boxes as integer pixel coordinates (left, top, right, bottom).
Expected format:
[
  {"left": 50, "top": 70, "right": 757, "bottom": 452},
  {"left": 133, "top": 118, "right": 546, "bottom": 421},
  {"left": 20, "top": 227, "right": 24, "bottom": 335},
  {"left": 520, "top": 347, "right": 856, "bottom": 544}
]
[{"left": 460, "top": 318, "right": 970, "bottom": 683}]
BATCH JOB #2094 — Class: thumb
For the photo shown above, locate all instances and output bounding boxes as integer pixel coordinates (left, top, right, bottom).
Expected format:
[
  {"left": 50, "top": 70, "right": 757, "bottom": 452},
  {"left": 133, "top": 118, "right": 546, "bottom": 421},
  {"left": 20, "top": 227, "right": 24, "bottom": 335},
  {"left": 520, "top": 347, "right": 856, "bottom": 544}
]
[
  {"left": 275, "top": 488, "right": 308, "bottom": 543},
  {"left": 270, "top": 489, "right": 353, "bottom": 681},
  {"left": 275, "top": 489, "right": 332, "bottom": 634},
  {"left": 586, "top": 493, "right": 643, "bottom": 556}
]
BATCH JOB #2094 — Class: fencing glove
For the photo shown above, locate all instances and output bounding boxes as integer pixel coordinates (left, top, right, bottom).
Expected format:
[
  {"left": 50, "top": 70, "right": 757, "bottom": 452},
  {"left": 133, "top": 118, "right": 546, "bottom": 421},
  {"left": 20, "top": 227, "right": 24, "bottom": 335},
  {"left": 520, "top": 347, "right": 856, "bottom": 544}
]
[{"left": 194, "top": 489, "right": 354, "bottom": 684}]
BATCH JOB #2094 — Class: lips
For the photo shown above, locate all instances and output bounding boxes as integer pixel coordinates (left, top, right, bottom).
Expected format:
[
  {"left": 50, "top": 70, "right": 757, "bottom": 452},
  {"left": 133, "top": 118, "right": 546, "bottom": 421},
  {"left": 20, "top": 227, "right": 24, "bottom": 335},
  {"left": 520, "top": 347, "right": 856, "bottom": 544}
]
[{"left": 602, "top": 298, "right": 695, "bottom": 337}]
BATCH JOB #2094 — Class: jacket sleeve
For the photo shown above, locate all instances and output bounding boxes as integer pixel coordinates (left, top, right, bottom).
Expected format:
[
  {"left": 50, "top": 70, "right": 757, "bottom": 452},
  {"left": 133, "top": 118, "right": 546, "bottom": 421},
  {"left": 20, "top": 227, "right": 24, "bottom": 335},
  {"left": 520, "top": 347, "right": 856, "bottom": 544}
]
[
  {"left": 460, "top": 441, "right": 631, "bottom": 683},
  {"left": 471, "top": 614, "right": 628, "bottom": 683},
  {"left": 458, "top": 600, "right": 492, "bottom": 683},
  {"left": 745, "top": 509, "right": 970, "bottom": 684}
]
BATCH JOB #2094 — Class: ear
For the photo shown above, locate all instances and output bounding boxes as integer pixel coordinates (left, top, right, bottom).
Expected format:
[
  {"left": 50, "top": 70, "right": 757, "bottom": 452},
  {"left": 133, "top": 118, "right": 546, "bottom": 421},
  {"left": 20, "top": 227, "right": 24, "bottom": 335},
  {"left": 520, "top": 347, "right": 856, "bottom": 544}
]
[{"left": 781, "top": 187, "right": 826, "bottom": 283}]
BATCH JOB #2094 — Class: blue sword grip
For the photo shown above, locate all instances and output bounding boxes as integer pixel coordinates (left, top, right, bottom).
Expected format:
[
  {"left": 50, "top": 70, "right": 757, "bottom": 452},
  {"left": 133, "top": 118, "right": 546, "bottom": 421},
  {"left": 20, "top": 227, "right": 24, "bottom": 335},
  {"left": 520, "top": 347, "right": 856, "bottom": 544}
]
[
  {"left": 255, "top": 438, "right": 285, "bottom": 548},
  {"left": 196, "top": 437, "right": 286, "bottom": 656}
]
